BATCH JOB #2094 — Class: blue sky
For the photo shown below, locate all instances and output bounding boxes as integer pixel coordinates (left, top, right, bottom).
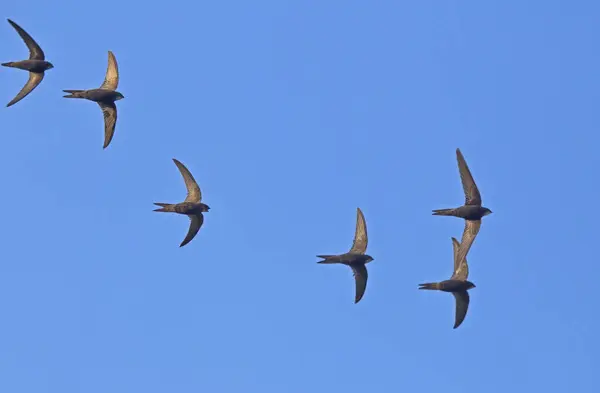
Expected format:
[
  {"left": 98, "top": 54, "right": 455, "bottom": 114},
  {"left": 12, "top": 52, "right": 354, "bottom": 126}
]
[{"left": 1, "top": 1, "right": 598, "bottom": 392}]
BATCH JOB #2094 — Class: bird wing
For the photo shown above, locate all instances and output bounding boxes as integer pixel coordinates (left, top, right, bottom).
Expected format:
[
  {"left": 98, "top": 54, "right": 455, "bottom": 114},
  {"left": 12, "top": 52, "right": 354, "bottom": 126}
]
[
  {"left": 351, "top": 264, "right": 368, "bottom": 304},
  {"left": 456, "top": 148, "right": 482, "bottom": 206},
  {"left": 450, "top": 237, "right": 469, "bottom": 281},
  {"left": 99, "top": 51, "right": 119, "bottom": 90},
  {"left": 172, "top": 159, "right": 202, "bottom": 203},
  {"left": 349, "top": 207, "right": 368, "bottom": 254},
  {"left": 6, "top": 72, "right": 44, "bottom": 107},
  {"left": 180, "top": 214, "right": 204, "bottom": 247},
  {"left": 7, "top": 19, "right": 45, "bottom": 60},
  {"left": 98, "top": 102, "right": 117, "bottom": 149},
  {"left": 452, "top": 291, "right": 470, "bottom": 329},
  {"left": 455, "top": 219, "right": 481, "bottom": 269}
]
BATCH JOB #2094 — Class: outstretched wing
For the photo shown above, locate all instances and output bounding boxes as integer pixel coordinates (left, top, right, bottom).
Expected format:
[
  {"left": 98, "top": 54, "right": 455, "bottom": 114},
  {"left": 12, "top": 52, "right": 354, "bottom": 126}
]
[
  {"left": 7, "top": 19, "right": 45, "bottom": 60},
  {"left": 173, "top": 159, "right": 202, "bottom": 202},
  {"left": 456, "top": 148, "right": 482, "bottom": 206},
  {"left": 180, "top": 214, "right": 204, "bottom": 247},
  {"left": 349, "top": 207, "right": 368, "bottom": 254},
  {"left": 100, "top": 51, "right": 119, "bottom": 90},
  {"left": 452, "top": 291, "right": 470, "bottom": 329},
  {"left": 450, "top": 237, "right": 469, "bottom": 281},
  {"left": 6, "top": 72, "right": 44, "bottom": 107},
  {"left": 351, "top": 264, "right": 368, "bottom": 304},
  {"left": 98, "top": 102, "right": 117, "bottom": 149},
  {"left": 455, "top": 219, "right": 481, "bottom": 269}
]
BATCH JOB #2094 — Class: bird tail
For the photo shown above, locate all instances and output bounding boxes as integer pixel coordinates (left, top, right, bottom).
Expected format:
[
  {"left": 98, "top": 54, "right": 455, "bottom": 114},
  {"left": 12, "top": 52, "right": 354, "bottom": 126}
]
[
  {"left": 153, "top": 203, "right": 176, "bottom": 212},
  {"left": 1, "top": 62, "right": 16, "bottom": 68},
  {"left": 317, "top": 255, "right": 339, "bottom": 263},
  {"left": 432, "top": 208, "right": 458, "bottom": 216},
  {"left": 63, "top": 90, "right": 86, "bottom": 98},
  {"left": 418, "top": 282, "right": 440, "bottom": 290}
]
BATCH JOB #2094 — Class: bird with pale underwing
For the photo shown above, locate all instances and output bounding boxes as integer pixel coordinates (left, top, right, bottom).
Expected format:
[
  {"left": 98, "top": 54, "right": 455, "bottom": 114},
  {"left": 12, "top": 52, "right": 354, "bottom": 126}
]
[
  {"left": 318, "top": 207, "right": 374, "bottom": 304},
  {"left": 2, "top": 19, "right": 54, "bottom": 107},
  {"left": 63, "top": 51, "right": 124, "bottom": 149},
  {"left": 154, "top": 159, "right": 210, "bottom": 247},
  {"left": 419, "top": 237, "right": 475, "bottom": 329},
  {"left": 432, "top": 148, "right": 492, "bottom": 265}
]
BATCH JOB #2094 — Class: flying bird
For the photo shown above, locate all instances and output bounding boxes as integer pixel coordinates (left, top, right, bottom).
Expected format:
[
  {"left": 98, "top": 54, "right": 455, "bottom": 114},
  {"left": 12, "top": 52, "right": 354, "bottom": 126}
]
[
  {"left": 63, "top": 51, "right": 124, "bottom": 149},
  {"left": 154, "top": 158, "right": 210, "bottom": 247},
  {"left": 317, "top": 207, "right": 374, "bottom": 304},
  {"left": 432, "top": 148, "right": 492, "bottom": 265},
  {"left": 419, "top": 237, "right": 475, "bottom": 329},
  {"left": 2, "top": 19, "right": 54, "bottom": 107}
]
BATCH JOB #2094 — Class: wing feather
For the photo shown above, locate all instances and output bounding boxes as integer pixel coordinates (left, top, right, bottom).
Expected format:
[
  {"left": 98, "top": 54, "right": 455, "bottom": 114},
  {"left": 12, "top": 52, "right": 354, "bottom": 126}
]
[
  {"left": 455, "top": 220, "right": 481, "bottom": 269},
  {"left": 7, "top": 19, "right": 45, "bottom": 60},
  {"left": 450, "top": 237, "right": 469, "bottom": 281},
  {"left": 452, "top": 291, "right": 470, "bottom": 329},
  {"left": 100, "top": 51, "right": 119, "bottom": 90},
  {"left": 351, "top": 264, "right": 368, "bottom": 304},
  {"left": 6, "top": 72, "right": 43, "bottom": 107},
  {"left": 349, "top": 207, "right": 368, "bottom": 254},
  {"left": 173, "top": 159, "right": 202, "bottom": 202},
  {"left": 456, "top": 148, "right": 482, "bottom": 206},
  {"left": 99, "top": 102, "right": 117, "bottom": 149},
  {"left": 180, "top": 214, "right": 204, "bottom": 247}
]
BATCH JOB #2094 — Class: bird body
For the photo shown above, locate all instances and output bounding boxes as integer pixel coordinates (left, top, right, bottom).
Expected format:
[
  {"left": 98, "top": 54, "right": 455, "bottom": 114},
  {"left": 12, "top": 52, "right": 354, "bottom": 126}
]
[
  {"left": 317, "top": 253, "right": 373, "bottom": 266},
  {"left": 154, "top": 202, "right": 210, "bottom": 215},
  {"left": 63, "top": 88, "right": 122, "bottom": 103},
  {"left": 419, "top": 279, "right": 475, "bottom": 293},
  {"left": 2, "top": 59, "right": 52, "bottom": 73},
  {"left": 432, "top": 205, "right": 490, "bottom": 221}
]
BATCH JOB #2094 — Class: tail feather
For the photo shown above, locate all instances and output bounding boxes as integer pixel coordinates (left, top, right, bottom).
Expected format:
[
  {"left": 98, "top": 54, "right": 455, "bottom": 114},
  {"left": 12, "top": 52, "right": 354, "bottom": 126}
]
[
  {"left": 153, "top": 202, "right": 175, "bottom": 212},
  {"left": 419, "top": 283, "right": 440, "bottom": 290},
  {"left": 2, "top": 62, "right": 15, "bottom": 67},
  {"left": 317, "top": 255, "right": 340, "bottom": 264},
  {"left": 63, "top": 89, "right": 85, "bottom": 98},
  {"left": 432, "top": 208, "right": 458, "bottom": 216}
]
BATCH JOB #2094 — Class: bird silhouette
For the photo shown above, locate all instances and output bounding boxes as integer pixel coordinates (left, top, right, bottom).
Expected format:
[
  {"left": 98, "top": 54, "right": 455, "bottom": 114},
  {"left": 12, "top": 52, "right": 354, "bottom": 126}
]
[
  {"left": 318, "top": 208, "right": 374, "bottom": 304},
  {"left": 63, "top": 51, "right": 124, "bottom": 149},
  {"left": 2, "top": 19, "right": 54, "bottom": 107},
  {"left": 419, "top": 237, "right": 476, "bottom": 329},
  {"left": 154, "top": 158, "right": 210, "bottom": 247},
  {"left": 432, "top": 148, "right": 492, "bottom": 266}
]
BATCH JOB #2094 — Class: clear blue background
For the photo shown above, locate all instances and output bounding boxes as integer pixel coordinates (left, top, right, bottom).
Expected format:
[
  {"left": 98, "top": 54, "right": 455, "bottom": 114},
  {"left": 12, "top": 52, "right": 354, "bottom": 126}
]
[{"left": 1, "top": 1, "right": 598, "bottom": 392}]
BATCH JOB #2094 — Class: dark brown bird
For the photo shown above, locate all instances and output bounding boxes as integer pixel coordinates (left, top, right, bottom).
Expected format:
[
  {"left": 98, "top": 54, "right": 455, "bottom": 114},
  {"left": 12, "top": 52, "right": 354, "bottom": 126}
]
[
  {"left": 154, "top": 158, "right": 210, "bottom": 247},
  {"left": 2, "top": 19, "right": 54, "bottom": 107},
  {"left": 419, "top": 237, "right": 475, "bottom": 329},
  {"left": 432, "top": 148, "right": 492, "bottom": 266},
  {"left": 63, "top": 51, "right": 124, "bottom": 149},
  {"left": 317, "top": 207, "right": 374, "bottom": 304}
]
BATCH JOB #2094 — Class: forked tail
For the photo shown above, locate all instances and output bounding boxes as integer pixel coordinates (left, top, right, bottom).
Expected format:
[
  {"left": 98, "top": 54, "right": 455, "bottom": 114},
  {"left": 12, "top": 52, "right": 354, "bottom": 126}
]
[
  {"left": 418, "top": 282, "right": 440, "bottom": 290},
  {"left": 63, "top": 89, "right": 86, "bottom": 98},
  {"left": 317, "top": 255, "right": 339, "bottom": 264},
  {"left": 153, "top": 203, "right": 176, "bottom": 212},
  {"left": 432, "top": 208, "right": 458, "bottom": 216}
]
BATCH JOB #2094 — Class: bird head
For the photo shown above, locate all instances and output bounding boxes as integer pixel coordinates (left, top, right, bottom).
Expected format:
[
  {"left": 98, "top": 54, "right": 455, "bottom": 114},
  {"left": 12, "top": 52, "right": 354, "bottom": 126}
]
[
  {"left": 482, "top": 207, "right": 493, "bottom": 216},
  {"left": 46, "top": 62, "right": 54, "bottom": 70},
  {"left": 465, "top": 281, "right": 476, "bottom": 290},
  {"left": 364, "top": 255, "right": 374, "bottom": 264},
  {"left": 203, "top": 204, "right": 211, "bottom": 212},
  {"left": 115, "top": 92, "right": 125, "bottom": 100}
]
